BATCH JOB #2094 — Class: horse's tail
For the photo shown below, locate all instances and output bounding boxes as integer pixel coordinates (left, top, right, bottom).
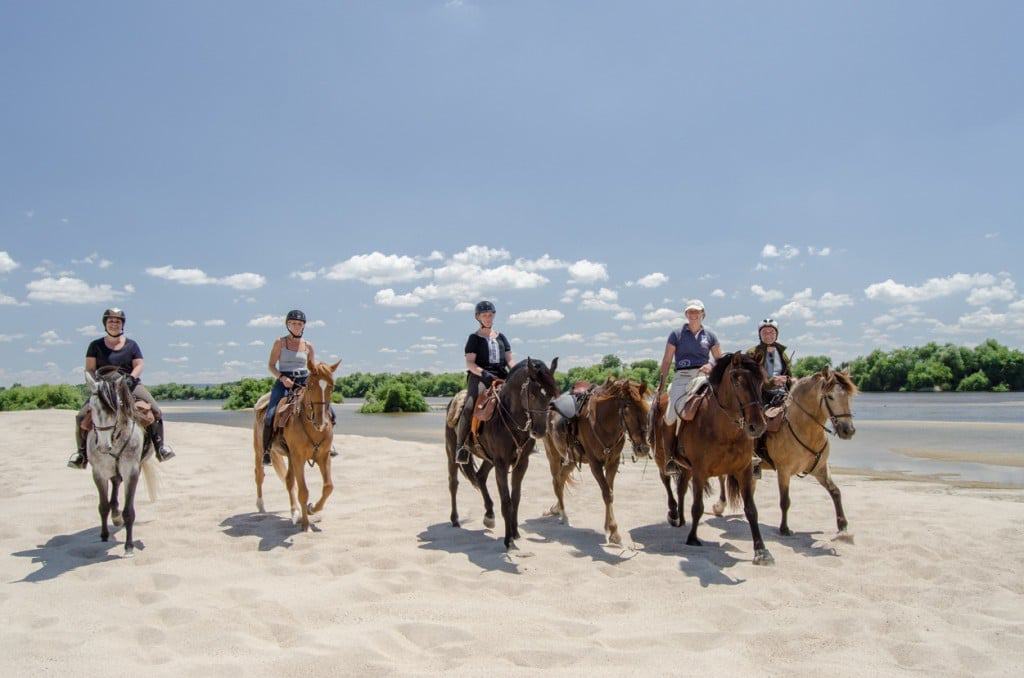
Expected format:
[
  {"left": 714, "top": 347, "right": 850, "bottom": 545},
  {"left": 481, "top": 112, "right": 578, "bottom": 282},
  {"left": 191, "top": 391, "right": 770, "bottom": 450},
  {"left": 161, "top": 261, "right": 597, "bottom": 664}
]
[
  {"left": 701, "top": 478, "right": 714, "bottom": 498},
  {"left": 271, "top": 449, "right": 288, "bottom": 484},
  {"left": 725, "top": 474, "right": 743, "bottom": 509},
  {"left": 141, "top": 454, "right": 160, "bottom": 502}
]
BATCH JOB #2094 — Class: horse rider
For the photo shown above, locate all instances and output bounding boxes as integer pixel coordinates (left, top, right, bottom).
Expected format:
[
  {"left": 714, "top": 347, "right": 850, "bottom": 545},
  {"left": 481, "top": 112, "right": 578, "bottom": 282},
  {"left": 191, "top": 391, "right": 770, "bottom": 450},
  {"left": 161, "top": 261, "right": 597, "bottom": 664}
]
[
  {"left": 68, "top": 308, "right": 175, "bottom": 469},
  {"left": 746, "top": 318, "right": 793, "bottom": 477},
  {"left": 261, "top": 309, "right": 338, "bottom": 465},
  {"left": 453, "top": 300, "right": 515, "bottom": 465},
  {"left": 656, "top": 299, "right": 722, "bottom": 475}
]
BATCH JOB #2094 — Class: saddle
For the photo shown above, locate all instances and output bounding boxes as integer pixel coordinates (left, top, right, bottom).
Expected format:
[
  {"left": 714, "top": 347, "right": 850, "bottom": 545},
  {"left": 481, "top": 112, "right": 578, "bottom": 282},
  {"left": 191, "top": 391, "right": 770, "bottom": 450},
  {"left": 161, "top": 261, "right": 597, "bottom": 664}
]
[
  {"left": 764, "top": 405, "right": 786, "bottom": 433},
  {"left": 470, "top": 380, "right": 505, "bottom": 434},
  {"left": 551, "top": 381, "right": 593, "bottom": 420},
  {"left": 254, "top": 388, "right": 305, "bottom": 432},
  {"left": 80, "top": 400, "right": 156, "bottom": 430}
]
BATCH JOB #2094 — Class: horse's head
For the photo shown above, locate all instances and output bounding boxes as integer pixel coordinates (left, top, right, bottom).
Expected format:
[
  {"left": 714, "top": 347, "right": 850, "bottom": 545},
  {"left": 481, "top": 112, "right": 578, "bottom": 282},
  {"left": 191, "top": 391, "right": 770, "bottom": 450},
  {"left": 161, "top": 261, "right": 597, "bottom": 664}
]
[
  {"left": 304, "top": 359, "right": 341, "bottom": 432},
  {"left": 506, "top": 356, "right": 559, "bottom": 439},
  {"left": 85, "top": 370, "right": 134, "bottom": 453},
  {"left": 598, "top": 378, "right": 651, "bottom": 458},
  {"left": 819, "top": 366, "right": 857, "bottom": 439},
  {"left": 709, "top": 352, "right": 767, "bottom": 438}
]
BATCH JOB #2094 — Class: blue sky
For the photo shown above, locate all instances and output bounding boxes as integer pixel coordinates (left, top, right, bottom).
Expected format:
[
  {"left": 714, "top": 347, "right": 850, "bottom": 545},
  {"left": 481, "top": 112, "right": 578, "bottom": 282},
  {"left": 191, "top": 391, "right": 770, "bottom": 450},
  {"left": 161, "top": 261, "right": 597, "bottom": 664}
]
[{"left": 1, "top": 1, "right": 1022, "bottom": 385}]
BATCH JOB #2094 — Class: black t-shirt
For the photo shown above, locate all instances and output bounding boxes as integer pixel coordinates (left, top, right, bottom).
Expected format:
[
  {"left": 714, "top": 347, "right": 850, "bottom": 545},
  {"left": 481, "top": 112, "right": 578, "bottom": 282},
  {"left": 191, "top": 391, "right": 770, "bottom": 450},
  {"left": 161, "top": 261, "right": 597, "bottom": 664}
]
[
  {"left": 87, "top": 338, "right": 143, "bottom": 376},
  {"left": 464, "top": 332, "right": 511, "bottom": 379}
]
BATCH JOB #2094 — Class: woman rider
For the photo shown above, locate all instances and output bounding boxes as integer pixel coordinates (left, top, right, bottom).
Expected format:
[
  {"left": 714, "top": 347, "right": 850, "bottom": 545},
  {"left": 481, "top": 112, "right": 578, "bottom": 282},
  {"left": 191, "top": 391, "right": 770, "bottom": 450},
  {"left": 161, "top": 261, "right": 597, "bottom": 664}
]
[
  {"left": 746, "top": 318, "right": 793, "bottom": 476},
  {"left": 261, "top": 309, "right": 337, "bottom": 465},
  {"left": 68, "top": 308, "right": 175, "bottom": 469},
  {"left": 453, "top": 300, "right": 514, "bottom": 465},
  {"left": 656, "top": 299, "right": 723, "bottom": 475}
]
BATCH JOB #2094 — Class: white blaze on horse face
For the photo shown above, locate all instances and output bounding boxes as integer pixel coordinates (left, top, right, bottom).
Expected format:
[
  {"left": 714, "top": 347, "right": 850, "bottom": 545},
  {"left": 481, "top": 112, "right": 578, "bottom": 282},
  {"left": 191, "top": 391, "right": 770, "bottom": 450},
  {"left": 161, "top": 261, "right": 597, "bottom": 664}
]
[{"left": 319, "top": 379, "right": 328, "bottom": 395}]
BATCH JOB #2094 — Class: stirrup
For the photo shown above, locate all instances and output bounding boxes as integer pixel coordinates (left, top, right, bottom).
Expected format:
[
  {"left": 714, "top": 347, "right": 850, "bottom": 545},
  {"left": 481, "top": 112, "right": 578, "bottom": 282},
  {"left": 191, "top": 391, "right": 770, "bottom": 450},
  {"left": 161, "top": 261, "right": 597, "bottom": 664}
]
[
  {"left": 67, "top": 452, "right": 87, "bottom": 470},
  {"left": 329, "top": 445, "right": 339, "bottom": 458},
  {"left": 156, "top": 445, "right": 176, "bottom": 462},
  {"left": 262, "top": 450, "right": 272, "bottom": 466},
  {"left": 665, "top": 458, "right": 684, "bottom": 477},
  {"left": 455, "top": 445, "right": 471, "bottom": 465}
]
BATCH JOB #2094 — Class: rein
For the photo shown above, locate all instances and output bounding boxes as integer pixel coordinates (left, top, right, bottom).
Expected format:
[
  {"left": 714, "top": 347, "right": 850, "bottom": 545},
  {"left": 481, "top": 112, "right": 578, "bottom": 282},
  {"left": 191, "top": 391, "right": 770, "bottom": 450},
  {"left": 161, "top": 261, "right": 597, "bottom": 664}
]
[
  {"left": 92, "top": 409, "right": 138, "bottom": 460},
  {"left": 709, "top": 368, "right": 764, "bottom": 431},
  {"left": 490, "top": 370, "right": 551, "bottom": 467},
  {"left": 783, "top": 384, "right": 854, "bottom": 477}
]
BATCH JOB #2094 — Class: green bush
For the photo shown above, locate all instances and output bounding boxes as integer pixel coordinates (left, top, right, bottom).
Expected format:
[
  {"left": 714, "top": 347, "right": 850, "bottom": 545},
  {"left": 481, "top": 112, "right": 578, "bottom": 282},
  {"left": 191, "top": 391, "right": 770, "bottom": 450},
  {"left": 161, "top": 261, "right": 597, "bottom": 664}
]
[
  {"left": 358, "top": 379, "right": 428, "bottom": 413},
  {"left": 956, "top": 371, "right": 990, "bottom": 392},
  {"left": 906, "top": 360, "right": 954, "bottom": 391},
  {"left": 792, "top": 355, "right": 832, "bottom": 378},
  {"left": 993, "top": 382, "right": 1011, "bottom": 392},
  {"left": 0, "top": 384, "right": 85, "bottom": 411},
  {"left": 223, "top": 377, "right": 276, "bottom": 410}
]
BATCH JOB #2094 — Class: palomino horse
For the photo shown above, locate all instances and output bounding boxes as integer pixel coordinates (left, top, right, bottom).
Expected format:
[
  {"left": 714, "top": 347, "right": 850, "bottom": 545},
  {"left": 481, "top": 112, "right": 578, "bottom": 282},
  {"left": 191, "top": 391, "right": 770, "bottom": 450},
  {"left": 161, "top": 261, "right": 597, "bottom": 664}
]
[
  {"left": 444, "top": 358, "right": 559, "bottom": 550},
  {"left": 253, "top": 360, "right": 341, "bottom": 531},
  {"left": 85, "top": 371, "right": 160, "bottom": 557},
  {"left": 713, "top": 366, "right": 858, "bottom": 538},
  {"left": 542, "top": 378, "right": 651, "bottom": 545},
  {"left": 652, "top": 352, "right": 773, "bottom": 564}
]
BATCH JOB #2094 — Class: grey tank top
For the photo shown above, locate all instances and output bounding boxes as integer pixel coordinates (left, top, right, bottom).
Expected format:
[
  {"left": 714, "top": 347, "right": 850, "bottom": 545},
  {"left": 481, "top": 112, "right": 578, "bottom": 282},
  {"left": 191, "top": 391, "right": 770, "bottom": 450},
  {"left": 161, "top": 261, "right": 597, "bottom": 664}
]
[{"left": 278, "top": 338, "right": 309, "bottom": 374}]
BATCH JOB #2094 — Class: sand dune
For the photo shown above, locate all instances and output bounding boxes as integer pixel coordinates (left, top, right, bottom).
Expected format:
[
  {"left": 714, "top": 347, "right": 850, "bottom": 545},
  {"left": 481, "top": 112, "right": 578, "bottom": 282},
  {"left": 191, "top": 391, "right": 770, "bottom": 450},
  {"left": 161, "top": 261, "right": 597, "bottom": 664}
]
[{"left": 1, "top": 410, "right": 1022, "bottom": 676}]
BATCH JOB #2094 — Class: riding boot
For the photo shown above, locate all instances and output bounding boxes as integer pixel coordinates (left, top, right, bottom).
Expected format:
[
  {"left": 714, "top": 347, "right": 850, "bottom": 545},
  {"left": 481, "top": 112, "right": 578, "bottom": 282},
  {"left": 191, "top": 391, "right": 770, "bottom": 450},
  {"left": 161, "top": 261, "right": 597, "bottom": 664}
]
[
  {"left": 149, "top": 419, "right": 176, "bottom": 462},
  {"left": 329, "top": 408, "right": 338, "bottom": 457},
  {"left": 454, "top": 409, "right": 472, "bottom": 465},
  {"left": 752, "top": 435, "right": 769, "bottom": 479},
  {"left": 262, "top": 421, "right": 274, "bottom": 466},
  {"left": 67, "top": 426, "right": 88, "bottom": 469},
  {"left": 663, "top": 423, "right": 690, "bottom": 476}
]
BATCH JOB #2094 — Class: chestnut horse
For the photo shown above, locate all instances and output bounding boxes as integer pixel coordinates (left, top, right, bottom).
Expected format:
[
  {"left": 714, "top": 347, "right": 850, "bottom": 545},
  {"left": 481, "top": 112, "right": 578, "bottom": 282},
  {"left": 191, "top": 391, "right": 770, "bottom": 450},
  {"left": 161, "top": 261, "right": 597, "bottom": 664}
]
[
  {"left": 253, "top": 360, "right": 341, "bottom": 531},
  {"left": 713, "top": 366, "right": 858, "bottom": 538},
  {"left": 542, "top": 378, "right": 651, "bottom": 545},
  {"left": 444, "top": 357, "right": 559, "bottom": 550},
  {"left": 652, "top": 352, "right": 773, "bottom": 564}
]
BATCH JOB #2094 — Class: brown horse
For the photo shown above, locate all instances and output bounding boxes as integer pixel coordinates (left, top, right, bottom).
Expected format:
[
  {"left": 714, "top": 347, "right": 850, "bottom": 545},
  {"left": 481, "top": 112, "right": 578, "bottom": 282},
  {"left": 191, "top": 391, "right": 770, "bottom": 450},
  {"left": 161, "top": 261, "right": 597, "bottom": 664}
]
[
  {"left": 253, "top": 360, "right": 341, "bottom": 531},
  {"left": 542, "top": 378, "right": 651, "bottom": 545},
  {"left": 652, "top": 352, "right": 773, "bottom": 564},
  {"left": 444, "top": 357, "right": 559, "bottom": 550},
  {"left": 713, "top": 366, "right": 858, "bottom": 538}
]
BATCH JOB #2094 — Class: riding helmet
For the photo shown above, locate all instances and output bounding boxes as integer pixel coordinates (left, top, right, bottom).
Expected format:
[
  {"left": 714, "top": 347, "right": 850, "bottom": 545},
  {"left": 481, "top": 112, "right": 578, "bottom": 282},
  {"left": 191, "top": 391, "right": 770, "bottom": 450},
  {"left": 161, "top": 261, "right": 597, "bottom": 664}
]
[
  {"left": 102, "top": 308, "right": 126, "bottom": 325},
  {"left": 286, "top": 309, "right": 307, "bottom": 323},
  {"left": 474, "top": 300, "right": 496, "bottom": 314}
]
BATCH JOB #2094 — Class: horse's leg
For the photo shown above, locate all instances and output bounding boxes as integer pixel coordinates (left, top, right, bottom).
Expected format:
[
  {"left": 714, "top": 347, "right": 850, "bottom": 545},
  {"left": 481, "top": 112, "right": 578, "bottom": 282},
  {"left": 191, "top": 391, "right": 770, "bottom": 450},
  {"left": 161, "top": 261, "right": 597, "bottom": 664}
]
[
  {"left": 122, "top": 470, "right": 140, "bottom": 557},
  {"left": 446, "top": 425, "right": 461, "bottom": 527},
  {"left": 492, "top": 462, "right": 514, "bottom": 549},
  {"left": 685, "top": 472, "right": 704, "bottom": 546},
  {"left": 661, "top": 470, "right": 680, "bottom": 527},
  {"left": 738, "top": 466, "right": 774, "bottom": 565},
  {"left": 255, "top": 428, "right": 266, "bottom": 513},
  {"left": 712, "top": 475, "right": 728, "bottom": 516},
  {"left": 476, "top": 460, "right": 496, "bottom": 529},
  {"left": 293, "top": 451, "right": 311, "bottom": 532},
  {"left": 109, "top": 476, "right": 123, "bottom": 527},
  {"left": 677, "top": 469, "right": 689, "bottom": 526},
  {"left": 510, "top": 454, "right": 530, "bottom": 541},
  {"left": 94, "top": 475, "right": 111, "bottom": 543},
  {"left": 777, "top": 470, "right": 794, "bottom": 536},
  {"left": 544, "top": 441, "right": 565, "bottom": 520},
  {"left": 812, "top": 462, "right": 850, "bottom": 535},
  {"left": 308, "top": 455, "right": 333, "bottom": 522},
  {"left": 601, "top": 455, "right": 623, "bottom": 545}
]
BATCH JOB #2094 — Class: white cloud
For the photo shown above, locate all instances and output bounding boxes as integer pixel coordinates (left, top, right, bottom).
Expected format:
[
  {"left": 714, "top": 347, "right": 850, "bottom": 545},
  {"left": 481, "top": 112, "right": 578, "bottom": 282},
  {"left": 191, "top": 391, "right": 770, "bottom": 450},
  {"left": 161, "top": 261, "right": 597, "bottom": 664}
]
[
  {"left": 76, "top": 325, "right": 99, "bottom": 336},
  {"left": 379, "top": 347, "right": 398, "bottom": 353},
  {"left": 774, "top": 301, "right": 814, "bottom": 320},
  {"left": 864, "top": 273, "right": 996, "bottom": 304},
  {"left": 169, "top": 342, "right": 192, "bottom": 348},
  {"left": 204, "top": 319, "right": 226, "bottom": 327},
  {"left": 374, "top": 288, "right": 424, "bottom": 307},
  {"left": 966, "top": 278, "right": 1016, "bottom": 306},
  {"left": 717, "top": 314, "right": 750, "bottom": 327},
  {"left": 451, "top": 245, "right": 510, "bottom": 266},
  {"left": 807, "top": 319, "right": 843, "bottom": 327},
  {"left": 613, "top": 310, "right": 636, "bottom": 321},
  {"left": 754, "top": 263, "right": 769, "bottom": 272},
  {"left": 0, "top": 251, "right": 19, "bottom": 273},
  {"left": 818, "top": 292, "right": 854, "bottom": 310},
  {"left": 0, "top": 334, "right": 25, "bottom": 342},
  {"left": 168, "top": 319, "right": 196, "bottom": 327},
  {"left": 567, "top": 259, "right": 608, "bottom": 284},
  {"left": 514, "top": 254, "right": 568, "bottom": 271},
  {"left": 72, "top": 252, "right": 112, "bottom": 268},
  {"left": 307, "top": 320, "right": 326, "bottom": 328},
  {"left": 324, "top": 252, "right": 429, "bottom": 285},
  {"left": 249, "top": 340, "right": 265, "bottom": 346},
  {"left": 633, "top": 272, "right": 668, "bottom": 288},
  {"left": 807, "top": 246, "right": 831, "bottom": 256},
  {"left": 761, "top": 243, "right": 800, "bottom": 259},
  {"left": 640, "top": 307, "right": 682, "bottom": 329},
  {"left": 560, "top": 288, "right": 580, "bottom": 303},
  {"left": 26, "top": 276, "right": 124, "bottom": 304},
  {"left": 453, "top": 302, "right": 475, "bottom": 312},
  {"left": 248, "top": 314, "right": 280, "bottom": 328},
  {"left": 40, "top": 330, "right": 70, "bottom": 345},
  {"left": 750, "top": 284, "right": 784, "bottom": 302},
  {"left": 508, "top": 309, "right": 565, "bottom": 326},
  {"left": 0, "top": 290, "right": 22, "bottom": 305},
  {"left": 162, "top": 356, "right": 189, "bottom": 364},
  {"left": 550, "top": 333, "right": 584, "bottom": 342},
  {"left": 426, "top": 250, "right": 445, "bottom": 261},
  {"left": 425, "top": 317, "right": 441, "bottom": 324},
  {"left": 579, "top": 287, "right": 625, "bottom": 312},
  {"left": 290, "top": 270, "right": 319, "bottom": 281},
  {"left": 146, "top": 265, "right": 266, "bottom": 290},
  {"left": 711, "top": 288, "right": 726, "bottom": 298}
]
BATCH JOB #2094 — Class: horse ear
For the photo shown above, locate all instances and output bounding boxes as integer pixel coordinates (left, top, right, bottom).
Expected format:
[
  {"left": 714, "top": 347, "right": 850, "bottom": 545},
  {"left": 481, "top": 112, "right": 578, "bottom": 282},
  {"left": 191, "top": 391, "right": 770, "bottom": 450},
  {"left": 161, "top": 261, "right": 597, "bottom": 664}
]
[
  {"left": 85, "top": 371, "right": 97, "bottom": 393},
  {"left": 329, "top": 359, "right": 342, "bottom": 372},
  {"left": 550, "top": 357, "right": 558, "bottom": 374}
]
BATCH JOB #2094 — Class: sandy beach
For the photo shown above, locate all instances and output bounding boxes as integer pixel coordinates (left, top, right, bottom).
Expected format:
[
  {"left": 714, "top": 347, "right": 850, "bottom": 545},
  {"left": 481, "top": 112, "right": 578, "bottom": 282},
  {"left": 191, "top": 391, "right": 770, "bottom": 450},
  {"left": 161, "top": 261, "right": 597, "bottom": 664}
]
[{"left": 2, "top": 410, "right": 1023, "bottom": 677}]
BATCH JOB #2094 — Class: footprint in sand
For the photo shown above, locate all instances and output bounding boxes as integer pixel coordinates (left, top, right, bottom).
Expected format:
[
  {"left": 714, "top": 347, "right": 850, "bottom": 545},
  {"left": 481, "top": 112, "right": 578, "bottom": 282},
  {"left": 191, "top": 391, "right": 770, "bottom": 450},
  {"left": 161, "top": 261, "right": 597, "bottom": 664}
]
[
  {"left": 155, "top": 606, "right": 199, "bottom": 627},
  {"left": 150, "top": 573, "right": 182, "bottom": 591},
  {"left": 134, "top": 625, "right": 167, "bottom": 645},
  {"left": 135, "top": 590, "right": 167, "bottom": 606},
  {"left": 28, "top": 616, "right": 59, "bottom": 630},
  {"left": 502, "top": 649, "right": 577, "bottom": 669},
  {"left": 397, "top": 622, "right": 473, "bottom": 650}
]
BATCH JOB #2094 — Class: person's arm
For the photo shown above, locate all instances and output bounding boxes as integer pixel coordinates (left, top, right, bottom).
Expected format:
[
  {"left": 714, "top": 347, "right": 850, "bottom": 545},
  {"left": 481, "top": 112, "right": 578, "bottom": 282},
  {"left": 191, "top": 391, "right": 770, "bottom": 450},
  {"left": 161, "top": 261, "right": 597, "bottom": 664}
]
[
  {"left": 85, "top": 356, "right": 97, "bottom": 378},
  {"left": 131, "top": 358, "right": 144, "bottom": 379},
  {"left": 502, "top": 335, "right": 514, "bottom": 370},
  {"left": 658, "top": 342, "right": 675, "bottom": 392},
  {"left": 702, "top": 343, "right": 724, "bottom": 375},
  {"left": 268, "top": 339, "right": 293, "bottom": 388},
  {"left": 465, "top": 354, "right": 484, "bottom": 377}
]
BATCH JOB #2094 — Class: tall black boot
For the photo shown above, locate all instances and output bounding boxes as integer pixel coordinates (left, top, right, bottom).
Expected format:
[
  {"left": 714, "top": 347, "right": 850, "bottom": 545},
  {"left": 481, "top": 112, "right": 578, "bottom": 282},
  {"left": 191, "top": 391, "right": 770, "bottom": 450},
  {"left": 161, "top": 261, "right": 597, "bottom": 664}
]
[
  {"left": 149, "top": 419, "right": 176, "bottom": 462},
  {"left": 454, "top": 406, "right": 473, "bottom": 465},
  {"left": 67, "top": 425, "right": 88, "bottom": 469},
  {"left": 262, "top": 421, "right": 274, "bottom": 466}
]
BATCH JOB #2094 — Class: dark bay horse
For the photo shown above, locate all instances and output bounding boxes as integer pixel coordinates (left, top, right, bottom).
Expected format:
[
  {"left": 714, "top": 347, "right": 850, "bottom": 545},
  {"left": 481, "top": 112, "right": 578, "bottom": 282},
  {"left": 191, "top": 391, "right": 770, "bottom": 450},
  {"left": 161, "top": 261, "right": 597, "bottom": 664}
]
[
  {"left": 652, "top": 352, "right": 773, "bottom": 564},
  {"left": 542, "top": 378, "right": 650, "bottom": 545},
  {"left": 444, "top": 357, "right": 559, "bottom": 550}
]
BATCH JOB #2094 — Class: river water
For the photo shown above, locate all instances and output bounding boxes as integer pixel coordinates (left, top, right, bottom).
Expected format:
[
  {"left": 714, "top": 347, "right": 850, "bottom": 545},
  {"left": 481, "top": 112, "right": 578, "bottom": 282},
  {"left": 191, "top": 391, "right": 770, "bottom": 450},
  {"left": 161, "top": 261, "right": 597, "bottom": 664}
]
[{"left": 160, "top": 392, "right": 1024, "bottom": 487}]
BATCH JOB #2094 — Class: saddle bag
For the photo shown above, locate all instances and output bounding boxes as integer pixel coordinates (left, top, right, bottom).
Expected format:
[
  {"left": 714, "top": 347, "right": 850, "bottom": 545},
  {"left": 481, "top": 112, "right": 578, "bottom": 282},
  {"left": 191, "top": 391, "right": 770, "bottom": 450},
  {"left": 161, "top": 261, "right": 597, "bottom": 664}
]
[{"left": 470, "top": 381, "right": 505, "bottom": 434}]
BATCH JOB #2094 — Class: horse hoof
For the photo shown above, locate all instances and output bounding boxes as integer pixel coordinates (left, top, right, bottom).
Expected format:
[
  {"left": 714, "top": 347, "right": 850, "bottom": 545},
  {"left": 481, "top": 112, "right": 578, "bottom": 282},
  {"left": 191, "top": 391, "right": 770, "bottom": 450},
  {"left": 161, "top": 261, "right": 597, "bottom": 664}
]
[
  {"left": 608, "top": 533, "right": 622, "bottom": 546},
  {"left": 256, "top": 499, "right": 266, "bottom": 513},
  {"left": 506, "top": 541, "right": 518, "bottom": 551},
  {"left": 100, "top": 534, "right": 109, "bottom": 542},
  {"left": 483, "top": 516, "right": 496, "bottom": 529},
  {"left": 686, "top": 537, "right": 702, "bottom": 547},
  {"left": 290, "top": 511, "right": 301, "bottom": 525},
  {"left": 112, "top": 514, "right": 124, "bottom": 527},
  {"left": 308, "top": 512, "right": 322, "bottom": 524},
  {"left": 123, "top": 549, "right": 135, "bottom": 559},
  {"left": 543, "top": 504, "right": 559, "bottom": 517},
  {"left": 668, "top": 514, "right": 681, "bottom": 528},
  {"left": 711, "top": 502, "right": 725, "bottom": 517},
  {"left": 834, "top": 531, "right": 855, "bottom": 544},
  {"left": 451, "top": 519, "right": 460, "bottom": 528},
  {"left": 779, "top": 527, "right": 793, "bottom": 537},
  {"left": 560, "top": 515, "right": 570, "bottom": 526},
  {"left": 753, "top": 549, "right": 775, "bottom": 566}
]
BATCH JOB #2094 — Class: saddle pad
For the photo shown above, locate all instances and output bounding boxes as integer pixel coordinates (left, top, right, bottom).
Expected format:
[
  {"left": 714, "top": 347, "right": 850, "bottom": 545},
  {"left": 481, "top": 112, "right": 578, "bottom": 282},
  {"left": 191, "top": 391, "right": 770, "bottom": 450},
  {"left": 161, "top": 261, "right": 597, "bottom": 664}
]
[
  {"left": 447, "top": 390, "right": 468, "bottom": 428},
  {"left": 764, "top": 405, "right": 786, "bottom": 433},
  {"left": 680, "top": 388, "right": 709, "bottom": 422},
  {"left": 551, "top": 392, "right": 577, "bottom": 419}
]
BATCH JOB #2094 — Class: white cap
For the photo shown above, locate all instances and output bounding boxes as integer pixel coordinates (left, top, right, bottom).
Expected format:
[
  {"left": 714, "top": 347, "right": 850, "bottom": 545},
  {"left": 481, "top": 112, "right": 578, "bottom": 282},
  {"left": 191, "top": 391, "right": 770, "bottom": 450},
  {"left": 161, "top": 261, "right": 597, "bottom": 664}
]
[{"left": 684, "top": 299, "right": 705, "bottom": 313}]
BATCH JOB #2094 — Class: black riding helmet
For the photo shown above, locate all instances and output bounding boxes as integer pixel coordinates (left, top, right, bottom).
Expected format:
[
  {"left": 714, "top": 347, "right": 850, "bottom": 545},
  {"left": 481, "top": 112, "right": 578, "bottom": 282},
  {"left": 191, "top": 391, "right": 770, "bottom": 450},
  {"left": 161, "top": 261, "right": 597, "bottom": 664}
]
[
  {"left": 102, "top": 308, "right": 126, "bottom": 337},
  {"left": 474, "top": 300, "right": 496, "bottom": 315},
  {"left": 285, "top": 309, "right": 306, "bottom": 338}
]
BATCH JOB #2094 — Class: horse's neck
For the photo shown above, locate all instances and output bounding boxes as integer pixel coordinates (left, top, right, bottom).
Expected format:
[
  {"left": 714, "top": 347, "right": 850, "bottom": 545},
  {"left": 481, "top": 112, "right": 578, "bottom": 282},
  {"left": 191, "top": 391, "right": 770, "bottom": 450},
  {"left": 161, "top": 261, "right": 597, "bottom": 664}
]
[
  {"left": 705, "top": 375, "right": 743, "bottom": 432},
  {"left": 789, "top": 388, "right": 826, "bottom": 435},
  {"left": 588, "top": 394, "right": 621, "bottom": 435}
]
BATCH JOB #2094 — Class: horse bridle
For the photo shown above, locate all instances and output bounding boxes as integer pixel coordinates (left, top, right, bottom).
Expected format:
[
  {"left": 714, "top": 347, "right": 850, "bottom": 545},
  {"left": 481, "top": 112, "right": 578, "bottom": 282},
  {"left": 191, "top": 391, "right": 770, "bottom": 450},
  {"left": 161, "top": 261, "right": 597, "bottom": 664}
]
[
  {"left": 91, "top": 408, "right": 137, "bottom": 459},
  {"left": 586, "top": 389, "right": 648, "bottom": 460},
  {"left": 711, "top": 368, "right": 764, "bottom": 430},
  {"left": 785, "top": 381, "right": 855, "bottom": 477},
  {"left": 493, "top": 369, "right": 552, "bottom": 460}
]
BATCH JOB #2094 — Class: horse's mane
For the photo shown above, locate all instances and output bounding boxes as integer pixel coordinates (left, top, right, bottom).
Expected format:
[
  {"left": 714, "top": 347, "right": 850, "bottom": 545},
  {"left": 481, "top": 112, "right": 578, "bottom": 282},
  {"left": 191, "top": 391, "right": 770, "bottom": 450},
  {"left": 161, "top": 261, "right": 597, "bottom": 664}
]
[
  {"left": 827, "top": 368, "right": 860, "bottom": 396},
  {"left": 593, "top": 377, "right": 650, "bottom": 412},
  {"left": 310, "top": 361, "right": 336, "bottom": 380},
  {"left": 508, "top": 358, "right": 559, "bottom": 393},
  {"left": 708, "top": 352, "right": 765, "bottom": 387}
]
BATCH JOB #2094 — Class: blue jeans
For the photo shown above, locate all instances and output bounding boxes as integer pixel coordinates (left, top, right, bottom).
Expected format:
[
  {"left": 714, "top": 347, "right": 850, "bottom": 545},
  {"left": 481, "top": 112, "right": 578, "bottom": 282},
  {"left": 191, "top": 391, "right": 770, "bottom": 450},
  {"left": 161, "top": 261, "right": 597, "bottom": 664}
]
[{"left": 266, "top": 376, "right": 336, "bottom": 425}]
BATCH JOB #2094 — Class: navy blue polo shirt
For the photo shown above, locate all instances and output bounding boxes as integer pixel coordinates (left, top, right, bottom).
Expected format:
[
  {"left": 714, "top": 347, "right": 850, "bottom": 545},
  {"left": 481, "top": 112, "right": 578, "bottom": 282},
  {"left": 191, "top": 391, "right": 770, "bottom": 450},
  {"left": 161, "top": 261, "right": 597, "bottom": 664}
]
[{"left": 667, "top": 326, "right": 718, "bottom": 369}]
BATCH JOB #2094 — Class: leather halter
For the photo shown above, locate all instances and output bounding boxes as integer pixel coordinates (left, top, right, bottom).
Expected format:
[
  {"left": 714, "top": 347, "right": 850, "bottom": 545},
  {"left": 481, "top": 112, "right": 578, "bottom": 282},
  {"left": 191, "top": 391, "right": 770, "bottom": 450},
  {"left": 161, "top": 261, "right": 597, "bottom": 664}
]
[
  {"left": 710, "top": 367, "right": 764, "bottom": 431},
  {"left": 91, "top": 407, "right": 138, "bottom": 459},
  {"left": 784, "top": 382, "right": 855, "bottom": 477},
  {"left": 583, "top": 388, "right": 648, "bottom": 462},
  {"left": 490, "top": 368, "right": 551, "bottom": 465}
]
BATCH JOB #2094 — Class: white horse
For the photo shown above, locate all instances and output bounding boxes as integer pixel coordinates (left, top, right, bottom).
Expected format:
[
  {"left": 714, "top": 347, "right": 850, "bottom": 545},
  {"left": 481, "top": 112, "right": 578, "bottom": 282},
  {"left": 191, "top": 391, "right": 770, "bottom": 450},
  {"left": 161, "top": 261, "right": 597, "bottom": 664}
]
[{"left": 86, "top": 371, "right": 160, "bottom": 557}]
